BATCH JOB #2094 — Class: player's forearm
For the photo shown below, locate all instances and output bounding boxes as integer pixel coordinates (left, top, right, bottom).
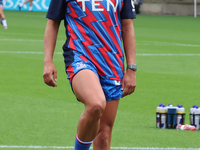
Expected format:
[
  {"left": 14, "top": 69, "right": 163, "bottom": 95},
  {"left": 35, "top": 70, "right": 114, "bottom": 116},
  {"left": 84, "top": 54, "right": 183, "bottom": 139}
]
[
  {"left": 122, "top": 19, "right": 136, "bottom": 65},
  {"left": 44, "top": 19, "right": 60, "bottom": 64}
]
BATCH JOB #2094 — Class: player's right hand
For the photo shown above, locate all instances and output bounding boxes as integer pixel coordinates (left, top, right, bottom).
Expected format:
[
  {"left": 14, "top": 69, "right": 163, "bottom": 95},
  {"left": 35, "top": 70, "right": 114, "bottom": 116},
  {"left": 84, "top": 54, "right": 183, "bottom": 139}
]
[{"left": 43, "top": 62, "right": 57, "bottom": 87}]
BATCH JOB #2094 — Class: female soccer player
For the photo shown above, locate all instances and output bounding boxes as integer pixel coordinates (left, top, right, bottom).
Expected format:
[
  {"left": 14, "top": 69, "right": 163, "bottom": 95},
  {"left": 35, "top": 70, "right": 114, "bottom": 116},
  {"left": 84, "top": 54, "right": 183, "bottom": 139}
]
[
  {"left": 0, "top": 0, "right": 7, "bottom": 29},
  {"left": 43, "top": 0, "right": 137, "bottom": 149},
  {"left": 19, "top": 0, "right": 33, "bottom": 11}
]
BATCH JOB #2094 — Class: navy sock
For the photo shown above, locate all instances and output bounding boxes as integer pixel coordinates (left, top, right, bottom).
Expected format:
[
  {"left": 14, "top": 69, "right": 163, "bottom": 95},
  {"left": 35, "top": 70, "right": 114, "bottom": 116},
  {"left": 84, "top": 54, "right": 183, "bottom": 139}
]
[{"left": 74, "top": 135, "right": 93, "bottom": 150}]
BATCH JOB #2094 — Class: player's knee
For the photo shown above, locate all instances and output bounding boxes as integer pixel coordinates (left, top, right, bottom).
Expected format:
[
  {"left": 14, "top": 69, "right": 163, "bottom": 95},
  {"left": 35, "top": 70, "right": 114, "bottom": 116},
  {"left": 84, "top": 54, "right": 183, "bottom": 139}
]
[
  {"left": 92, "top": 102, "right": 106, "bottom": 117},
  {"left": 87, "top": 101, "right": 106, "bottom": 119},
  {"left": 99, "top": 131, "right": 109, "bottom": 141}
]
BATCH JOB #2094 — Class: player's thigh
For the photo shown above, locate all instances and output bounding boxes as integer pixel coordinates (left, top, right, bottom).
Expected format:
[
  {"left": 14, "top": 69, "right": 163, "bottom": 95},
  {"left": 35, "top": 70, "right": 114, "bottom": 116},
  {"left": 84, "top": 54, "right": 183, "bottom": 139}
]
[
  {"left": 72, "top": 69, "right": 106, "bottom": 106},
  {"left": 0, "top": 7, "right": 3, "bottom": 15}
]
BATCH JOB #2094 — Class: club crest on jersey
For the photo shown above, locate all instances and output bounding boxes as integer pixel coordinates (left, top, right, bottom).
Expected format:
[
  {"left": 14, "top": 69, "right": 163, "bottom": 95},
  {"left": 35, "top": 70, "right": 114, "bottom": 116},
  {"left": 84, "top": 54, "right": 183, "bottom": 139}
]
[
  {"left": 77, "top": 0, "right": 118, "bottom": 12},
  {"left": 76, "top": 62, "right": 87, "bottom": 70}
]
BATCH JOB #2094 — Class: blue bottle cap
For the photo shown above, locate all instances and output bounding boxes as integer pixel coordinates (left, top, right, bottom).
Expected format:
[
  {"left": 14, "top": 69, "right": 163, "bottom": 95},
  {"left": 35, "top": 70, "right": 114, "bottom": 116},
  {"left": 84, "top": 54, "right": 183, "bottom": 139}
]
[
  {"left": 168, "top": 104, "right": 173, "bottom": 107},
  {"left": 159, "top": 103, "right": 163, "bottom": 107}
]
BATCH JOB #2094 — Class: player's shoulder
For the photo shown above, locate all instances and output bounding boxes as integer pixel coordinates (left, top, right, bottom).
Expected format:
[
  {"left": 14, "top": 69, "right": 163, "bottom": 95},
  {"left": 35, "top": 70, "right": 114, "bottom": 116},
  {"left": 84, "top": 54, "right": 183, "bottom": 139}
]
[
  {"left": 52, "top": 0, "right": 66, "bottom": 5},
  {"left": 47, "top": 0, "right": 66, "bottom": 20}
]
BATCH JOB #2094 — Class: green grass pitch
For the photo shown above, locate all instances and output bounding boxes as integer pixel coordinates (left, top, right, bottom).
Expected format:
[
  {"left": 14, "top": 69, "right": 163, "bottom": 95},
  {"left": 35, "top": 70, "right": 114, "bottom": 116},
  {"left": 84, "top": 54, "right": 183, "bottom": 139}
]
[{"left": 0, "top": 10, "right": 200, "bottom": 149}]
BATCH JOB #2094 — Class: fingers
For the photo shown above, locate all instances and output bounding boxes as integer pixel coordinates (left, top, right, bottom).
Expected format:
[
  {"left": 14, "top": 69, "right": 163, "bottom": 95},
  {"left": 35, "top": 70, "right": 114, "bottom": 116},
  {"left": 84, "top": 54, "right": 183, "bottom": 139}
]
[
  {"left": 121, "top": 69, "right": 136, "bottom": 97},
  {"left": 53, "top": 72, "right": 57, "bottom": 82},
  {"left": 122, "top": 84, "right": 136, "bottom": 97},
  {"left": 121, "top": 80, "right": 125, "bottom": 91},
  {"left": 43, "top": 71, "right": 57, "bottom": 87},
  {"left": 43, "top": 62, "right": 57, "bottom": 87}
]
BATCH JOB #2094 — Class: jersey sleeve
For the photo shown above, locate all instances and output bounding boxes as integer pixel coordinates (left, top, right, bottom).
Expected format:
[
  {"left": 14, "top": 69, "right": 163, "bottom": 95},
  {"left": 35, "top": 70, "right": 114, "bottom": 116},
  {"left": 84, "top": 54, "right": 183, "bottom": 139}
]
[
  {"left": 120, "top": 0, "right": 136, "bottom": 19},
  {"left": 46, "top": 0, "right": 66, "bottom": 20}
]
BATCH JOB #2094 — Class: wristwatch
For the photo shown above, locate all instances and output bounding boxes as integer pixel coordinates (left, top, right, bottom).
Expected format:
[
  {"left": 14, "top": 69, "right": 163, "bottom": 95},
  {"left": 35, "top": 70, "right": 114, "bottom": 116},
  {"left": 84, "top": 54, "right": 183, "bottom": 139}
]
[{"left": 127, "top": 64, "right": 137, "bottom": 71}]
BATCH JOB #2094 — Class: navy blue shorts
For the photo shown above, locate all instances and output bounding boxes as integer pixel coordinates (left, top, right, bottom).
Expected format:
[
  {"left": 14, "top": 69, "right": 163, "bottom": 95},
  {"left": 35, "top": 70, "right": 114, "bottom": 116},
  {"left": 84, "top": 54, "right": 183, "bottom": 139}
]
[{"left": 66, "top": 55, "right": 123, "bottom": 101}]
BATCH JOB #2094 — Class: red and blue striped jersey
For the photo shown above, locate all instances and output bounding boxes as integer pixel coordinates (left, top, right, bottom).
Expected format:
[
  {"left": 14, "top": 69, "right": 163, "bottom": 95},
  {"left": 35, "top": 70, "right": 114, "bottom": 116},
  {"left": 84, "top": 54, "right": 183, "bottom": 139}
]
[{"left": 47, "top": 0, "right": 136, "bottom": 81}]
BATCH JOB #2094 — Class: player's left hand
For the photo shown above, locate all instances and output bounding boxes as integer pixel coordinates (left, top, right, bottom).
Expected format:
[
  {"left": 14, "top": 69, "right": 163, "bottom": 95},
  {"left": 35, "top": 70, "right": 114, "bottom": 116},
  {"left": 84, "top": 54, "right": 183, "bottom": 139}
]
[{"left": 121, "top": 69, "right": 136, "bottom": 97}]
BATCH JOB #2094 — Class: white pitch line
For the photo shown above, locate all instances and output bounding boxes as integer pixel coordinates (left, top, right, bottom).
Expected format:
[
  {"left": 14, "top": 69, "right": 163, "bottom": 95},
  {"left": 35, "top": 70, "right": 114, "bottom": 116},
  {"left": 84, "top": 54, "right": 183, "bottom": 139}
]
[
  {"left": 0, "top": 39, "right": 44, "bottom": 42},
  {"left": 136, "top": 54, "right": 200, "bottom": 56},
  {"left": 0, "top": 145, "right": 73, "bottom": 149},
  {"left": 0, "top": 39, "right": 65, "bottom": 42},
  {"left": 0, "top": 146, "right": 200, "bottom": 150},
  {"left": 137, "top": 41, "right": 200, "bottom": 47},
  {"left": 0, "top": 51, "right": 62, "bottom": 54}
]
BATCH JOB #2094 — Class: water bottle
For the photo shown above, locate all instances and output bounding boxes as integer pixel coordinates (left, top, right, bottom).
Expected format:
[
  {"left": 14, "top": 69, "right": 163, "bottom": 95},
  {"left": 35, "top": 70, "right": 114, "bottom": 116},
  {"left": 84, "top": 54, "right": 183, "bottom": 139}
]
[
  {"left": 160, "top": 105, "right": 167, "bottom": 129},
  {"left": 194, "top": 106, "right": 200, "bottom": 130},
  {"left": 190, "top": 105, "right": 196, "bottom": 125},
  {"left": 176, "top": 105, "right": 185, "bottom": 129},
  {"left": 156, "top": 103, "right": 163, "bottom": 128},
  {"left": 197, "top": 108, "right": 200, "bottom": 130},
  {"left": 167, "top": 104, "right": 177, "bottom": 128}
]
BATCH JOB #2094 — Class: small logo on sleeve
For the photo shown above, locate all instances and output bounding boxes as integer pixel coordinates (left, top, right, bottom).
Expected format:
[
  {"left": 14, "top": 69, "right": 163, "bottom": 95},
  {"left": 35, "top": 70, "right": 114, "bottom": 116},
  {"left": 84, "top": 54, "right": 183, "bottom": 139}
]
[
  {"left": 131, "top": 0, "right": 135, "bottom": 12},
  {"left": 76, "top": 62, "right": 87, "bottom": 70}
]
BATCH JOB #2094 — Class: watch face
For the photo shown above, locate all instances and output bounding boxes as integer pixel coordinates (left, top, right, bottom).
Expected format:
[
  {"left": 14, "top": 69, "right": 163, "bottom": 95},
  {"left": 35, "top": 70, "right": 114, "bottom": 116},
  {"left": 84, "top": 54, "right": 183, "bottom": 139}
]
[
  {"left": 127, "top": 64, "right": 137, "bottom": 71},
  {"left": 131, "top": 68, "right": 137, "bottom": 71}
]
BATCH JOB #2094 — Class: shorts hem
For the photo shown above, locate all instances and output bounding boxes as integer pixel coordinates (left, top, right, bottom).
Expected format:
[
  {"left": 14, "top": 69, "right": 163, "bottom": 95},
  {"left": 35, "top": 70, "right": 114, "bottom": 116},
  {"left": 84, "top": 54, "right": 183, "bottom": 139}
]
[{"left": 105, "top": 93, "right": 123, "bottom": 101}]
